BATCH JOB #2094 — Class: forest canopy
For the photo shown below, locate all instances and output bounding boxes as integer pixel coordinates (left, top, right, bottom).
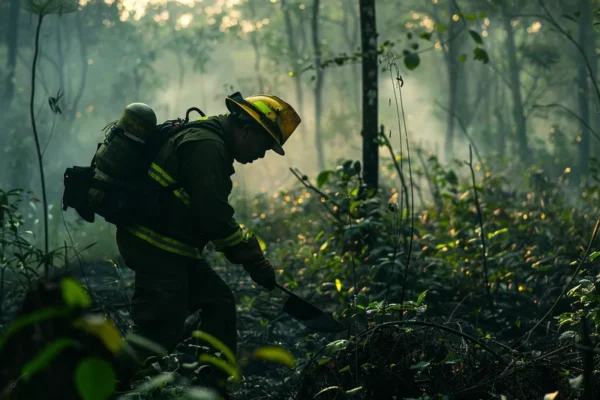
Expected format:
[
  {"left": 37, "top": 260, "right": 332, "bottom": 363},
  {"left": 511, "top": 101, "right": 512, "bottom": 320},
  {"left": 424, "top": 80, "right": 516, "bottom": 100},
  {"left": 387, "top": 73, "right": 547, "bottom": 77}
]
[{"left": 1, "top": 0, "right": 600, "bottom": 399}]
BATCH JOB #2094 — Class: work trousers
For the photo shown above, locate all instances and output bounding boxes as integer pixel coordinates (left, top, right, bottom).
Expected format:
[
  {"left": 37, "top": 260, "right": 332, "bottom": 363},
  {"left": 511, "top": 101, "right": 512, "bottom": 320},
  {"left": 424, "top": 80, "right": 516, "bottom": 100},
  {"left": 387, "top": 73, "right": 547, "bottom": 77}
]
[{"left": 116, "top": 229, "right": 237, "bottom": 361}]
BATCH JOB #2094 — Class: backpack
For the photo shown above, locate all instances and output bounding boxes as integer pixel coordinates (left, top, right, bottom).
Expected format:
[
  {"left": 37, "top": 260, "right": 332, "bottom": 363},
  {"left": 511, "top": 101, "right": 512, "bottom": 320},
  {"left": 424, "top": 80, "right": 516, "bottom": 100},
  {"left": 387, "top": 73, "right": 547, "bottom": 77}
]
[{"left": 61, "top": 106, "right": 206, "bottom": 226}]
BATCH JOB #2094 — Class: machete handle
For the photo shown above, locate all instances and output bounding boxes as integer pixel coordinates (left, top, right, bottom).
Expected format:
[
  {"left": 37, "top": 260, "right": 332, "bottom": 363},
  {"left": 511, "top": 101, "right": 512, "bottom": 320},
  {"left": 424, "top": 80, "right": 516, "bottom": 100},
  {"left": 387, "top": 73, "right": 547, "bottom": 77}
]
[{"left": 275, "top": 282, "right": 294, "bottom": 296}]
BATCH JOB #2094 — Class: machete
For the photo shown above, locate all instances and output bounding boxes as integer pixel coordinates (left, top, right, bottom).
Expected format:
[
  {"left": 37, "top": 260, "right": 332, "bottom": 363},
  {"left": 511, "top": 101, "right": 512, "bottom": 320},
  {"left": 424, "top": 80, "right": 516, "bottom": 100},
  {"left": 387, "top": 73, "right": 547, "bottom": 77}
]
[{"left": 275, "top": 282, "right": 346, "bottom": 333}]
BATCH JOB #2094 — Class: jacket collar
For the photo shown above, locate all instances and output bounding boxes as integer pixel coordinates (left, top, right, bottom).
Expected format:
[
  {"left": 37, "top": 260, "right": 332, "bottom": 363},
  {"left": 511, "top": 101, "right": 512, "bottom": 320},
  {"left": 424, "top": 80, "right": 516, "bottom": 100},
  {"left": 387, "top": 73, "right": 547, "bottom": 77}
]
[{"left": 215, "top": 114, "right": 235, "bottom": 154}]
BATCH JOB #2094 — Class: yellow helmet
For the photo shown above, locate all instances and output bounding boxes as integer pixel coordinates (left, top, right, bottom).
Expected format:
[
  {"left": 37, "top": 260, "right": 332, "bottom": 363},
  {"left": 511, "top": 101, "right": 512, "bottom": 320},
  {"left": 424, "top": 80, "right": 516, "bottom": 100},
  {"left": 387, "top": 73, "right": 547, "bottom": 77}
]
[{"left": 225, "top": 92, "right": 301, "bottom": 155}]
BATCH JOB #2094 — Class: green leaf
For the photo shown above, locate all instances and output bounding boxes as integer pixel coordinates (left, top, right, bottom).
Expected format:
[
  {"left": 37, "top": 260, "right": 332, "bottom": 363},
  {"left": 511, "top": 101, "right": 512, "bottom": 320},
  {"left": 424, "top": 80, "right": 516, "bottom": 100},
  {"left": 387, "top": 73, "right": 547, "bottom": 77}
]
[
  {"left": 436, "top": 24, "right": 447, "bottom": 32},
  {"left": 479, "top": 12, "right": 488, "bottom": 18},
  {"left": 21, "top": 0, "right": 79, "bottom": 15},
  {"left": 74, "top": 315, "right": 123, "bottom": 354},
  {"left": 446, "top": 171, "right": 458, "bottom": 186},
  {"left": 324, "top": 339, "right": 349, "bottom": 355},
  {"left": 75, "top": 358, "right": 116, "bottom": 400},
  {"left": 356, "top": 293, "right": 369, "bottom": 307},
  {"left": 339, "top": 365, "right": 351, "bottom": 373},
  {"left": 473, "top": 47, "right": 489, "bottom": 64},
  {"left": 346, "top": 387, "right": 363, "bottom": 395},
  {"left": 416, "top": 290, "right": 428, "bottom": 306},
  {"left": 133, "top": 373, "right": 175, "bottom": 393},
  {"left": 404, "top": 52, "right": 420, "bottom": 70},
  {"left": 410, "top": 361, "right": 431, "bottom": 371},
  {"left": 317, "top": 170, "right": 334, "bottom": 188},
  {"left": 335, "top": 279, "right": 342, "bottom": 292},
  {"left": 488, "top": 228, "right": 509, "bottom": 239},
  {"left": 251, "top": 346, "right": 297, "bottom": 368},
  {"left": 419, "top": 32, "right": 432, "bottom": 41},
  {"left": 442, "top": 352, "right": 463, "bottom": 365},
  {"left": 315, "top": 387, "right": 343, "bottom": 396},
  {"left": 22, "top": 338, "right": 78, "bottom": 381},
  {"left": 544, "top": 392, "right": 559, "bottom": 400},
  {"left": 589, "top": 251, "right": 600, "bottom": 261},
  {"left": 559, "top": 331, "right": 578, "bottom": 341},
  {"left": 192, "top": 331, "right": 236, "bottom": 365},
  {"left": 125, "top": 333, "right": 167, "bottom": 356},
  {"left": 198, "top": 354, "right": 240, "bottom": 381},
  {"left": 459, "top": 53, "right": 467, "bottom": 63},
  {"left": 465, "top": 14, "right": 477, "bottom": 21},
  {"left": 468, "top": 30, "right": 483, "bottom": 44},
  {"left": 569, "top": 374, "right": 583, "bottom": 390},
  {"left": 179, "top": 388, "right": 220, "bottom": 400},
  {"left": 61, "top": 277, "right": 91, "bottom": 308},
  {"left": 317, "top": 357, "right": 331, "bottom": 366}
]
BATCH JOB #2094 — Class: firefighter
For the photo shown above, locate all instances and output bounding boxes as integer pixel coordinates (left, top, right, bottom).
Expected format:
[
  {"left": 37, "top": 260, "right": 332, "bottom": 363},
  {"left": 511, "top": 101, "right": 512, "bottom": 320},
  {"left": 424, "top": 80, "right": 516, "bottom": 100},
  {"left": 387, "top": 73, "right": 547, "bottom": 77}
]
[{"left": 116, "top": 93, "right": 301, "bottom": 395}]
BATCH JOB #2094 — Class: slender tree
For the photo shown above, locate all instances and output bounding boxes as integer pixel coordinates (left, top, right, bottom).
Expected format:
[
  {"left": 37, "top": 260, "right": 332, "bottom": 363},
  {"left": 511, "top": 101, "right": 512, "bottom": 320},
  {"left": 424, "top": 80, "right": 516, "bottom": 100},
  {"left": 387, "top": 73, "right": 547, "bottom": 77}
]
[
  {"left": 281, "top": 0, "right": 306, "bottom": 139},
  {"left": 444, "top": 0, "right": 460, "bottom": 156},
  {"left": 359, "top": 0, "right": 378, "bottom": 189},
  {"left": 341, "top": 0, "right": 360, "bottom": 113},
  {"left": 248, "top": 0, "right": 265, "bottom": 93},
  {"left": 501, "top": 5, "right": 528, "bottom": 162},
  {"left": 4, "top": 0, "right": 20, "bottom": 109},
  {"left": 21, "top": 0, "right": 78, "bottom": 277},
  {"left": 312, "top": 0, "right": 325, "bottom": 170},
  {"left": 576, "top": 0, "right": 593, "bottom": 183}
]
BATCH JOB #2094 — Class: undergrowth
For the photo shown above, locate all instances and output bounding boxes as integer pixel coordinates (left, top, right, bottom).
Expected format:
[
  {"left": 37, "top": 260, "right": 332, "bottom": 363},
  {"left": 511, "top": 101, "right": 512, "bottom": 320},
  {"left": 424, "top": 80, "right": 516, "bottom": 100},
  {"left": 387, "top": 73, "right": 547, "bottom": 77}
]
[{"left": 1, "top": 147, "right": 600, "bottom": 399}]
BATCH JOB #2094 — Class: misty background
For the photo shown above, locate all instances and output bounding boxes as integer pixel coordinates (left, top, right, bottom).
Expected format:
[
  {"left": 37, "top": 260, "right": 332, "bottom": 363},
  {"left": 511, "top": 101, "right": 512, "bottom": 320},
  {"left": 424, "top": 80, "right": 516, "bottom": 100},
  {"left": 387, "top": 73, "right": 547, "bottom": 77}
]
[{"left": 0, "top": 0, "right": 596, "bottom": 257}]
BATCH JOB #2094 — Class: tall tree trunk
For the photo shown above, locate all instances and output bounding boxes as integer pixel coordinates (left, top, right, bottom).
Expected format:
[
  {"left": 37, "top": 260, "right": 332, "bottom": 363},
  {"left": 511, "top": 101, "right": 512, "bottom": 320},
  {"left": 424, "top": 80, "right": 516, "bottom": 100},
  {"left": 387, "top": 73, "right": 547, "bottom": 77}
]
[
  {"left": 444, "top": 0, "right": 459, "bottom": 156},
  {"left": 502, "top": 11, "right": 528, "bottom": 162},
  {"left": 495, "top": 76, "right": 506, "bottom": 157},
  {"left": 482, "top": 67, "right": 493, "bottom": 152},
  {"left": 312, "top": 0, "right": 325, "bottom": 171},
  {"left": 342, "top": 0, "right": 360, "bottom": 113},
  {"left": 56, "top": 15, "right": 66, "bottom": 98},
  {"left": 576, "top": 0, "right": 593, "bottom": 184},
  {"left": 594, "top": 15, "right": 600, "bottom": 161},
  {"left": 456, "top": 34, "right": 470, "bottom": 130},
  {"left": 4, "top": 0, "right": 20, "bottom": 109},
  {"left": 281, "top": 0, "right": 305, "bottom": 139},
  {"left": 70, "top": 13, "right": 89, "bottom": 118},
  {"left": 248, "top": 1, "right": 264, "bottom": 93},
  {"left": 359, "top": 0, "right": 378, "bottom": 188}
]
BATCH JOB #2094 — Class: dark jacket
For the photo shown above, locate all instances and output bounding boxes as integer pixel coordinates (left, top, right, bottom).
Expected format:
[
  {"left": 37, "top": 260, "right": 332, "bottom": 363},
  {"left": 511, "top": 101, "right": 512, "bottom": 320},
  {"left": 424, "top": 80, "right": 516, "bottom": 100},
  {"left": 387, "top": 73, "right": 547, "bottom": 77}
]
[{"left": 118, "top": 115, "right": 243, "bottom": 256}]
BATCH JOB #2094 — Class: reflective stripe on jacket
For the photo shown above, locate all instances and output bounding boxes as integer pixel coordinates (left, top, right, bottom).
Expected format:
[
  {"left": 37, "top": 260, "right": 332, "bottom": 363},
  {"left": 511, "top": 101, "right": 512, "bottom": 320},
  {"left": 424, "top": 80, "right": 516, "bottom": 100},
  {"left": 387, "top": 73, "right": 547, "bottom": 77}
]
[{"left": 121, "top": 115, "right": 244, "bottom": 259}]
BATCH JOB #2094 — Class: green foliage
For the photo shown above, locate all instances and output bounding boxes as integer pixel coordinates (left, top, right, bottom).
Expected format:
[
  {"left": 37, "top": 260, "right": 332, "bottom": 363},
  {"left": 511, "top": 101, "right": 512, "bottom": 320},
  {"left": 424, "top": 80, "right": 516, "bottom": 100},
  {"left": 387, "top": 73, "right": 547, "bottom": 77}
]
[
  {"left": 192, "top": 330, "right": 237, "bottom": 365},
  {"left": 403, "top": 52, "right": 421, "bottom": 70},
  {"left": 468, "top": 30, "right": 483, "bottom": 44},
  {"left": 190, "top": 330, "right": 297, "bottom": 384},
  {"left": 21, "top": 0, "right": 78, "bottom": 15},
  {"left": 61, "top": 277, "right": 91, "bottom": 308},
  {"left": 251, "top": 346, "right": 297, "bottom": 368},
  {"left": 473, "top": 47, "right": 489, "bottom": 64},
  {"left": 75, "top": 358, "right": 116, "bottom": 400}
]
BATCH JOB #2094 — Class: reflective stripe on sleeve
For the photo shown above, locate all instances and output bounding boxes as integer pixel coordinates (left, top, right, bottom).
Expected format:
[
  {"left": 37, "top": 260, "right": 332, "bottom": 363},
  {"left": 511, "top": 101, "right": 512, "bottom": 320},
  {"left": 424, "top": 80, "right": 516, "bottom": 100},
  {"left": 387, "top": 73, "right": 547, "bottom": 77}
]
[
  {"left": 125, "top": 224, "right": 202, "bottom": 259},
  {"left": 211, "top": 226, "right": 244, "bottom": 248}
]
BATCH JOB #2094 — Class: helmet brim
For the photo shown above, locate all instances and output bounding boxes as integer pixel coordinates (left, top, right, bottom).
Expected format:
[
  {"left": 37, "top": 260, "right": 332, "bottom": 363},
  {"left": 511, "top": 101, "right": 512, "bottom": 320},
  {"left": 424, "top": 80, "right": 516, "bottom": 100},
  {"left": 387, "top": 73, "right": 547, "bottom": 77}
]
[{"left": 226, "top": 97, "right": 285, "bottom": 156}]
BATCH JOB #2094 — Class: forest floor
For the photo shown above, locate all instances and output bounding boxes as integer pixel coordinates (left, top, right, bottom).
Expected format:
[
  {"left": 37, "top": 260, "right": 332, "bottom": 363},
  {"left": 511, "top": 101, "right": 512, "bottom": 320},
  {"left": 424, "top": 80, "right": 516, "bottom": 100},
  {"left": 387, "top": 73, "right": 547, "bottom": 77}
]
[{"left": 2, "top": 155, "right": 600, "bottom": 399}]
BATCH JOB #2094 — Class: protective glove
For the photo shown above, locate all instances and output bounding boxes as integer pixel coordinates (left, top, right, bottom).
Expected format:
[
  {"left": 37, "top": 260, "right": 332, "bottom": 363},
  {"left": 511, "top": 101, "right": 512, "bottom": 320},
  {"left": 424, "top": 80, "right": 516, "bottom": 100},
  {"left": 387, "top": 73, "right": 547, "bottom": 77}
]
[
  {"left": 245, "top": 258, "right": 276, "bottom": 290},
  {"left": 222, "top": 234, "right": 276, "bottom": 290}
]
